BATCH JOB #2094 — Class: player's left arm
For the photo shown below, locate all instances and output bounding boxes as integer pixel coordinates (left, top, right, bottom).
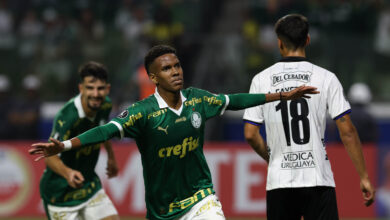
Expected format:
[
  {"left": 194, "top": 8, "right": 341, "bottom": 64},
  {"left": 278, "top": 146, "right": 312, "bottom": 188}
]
[
  {"left": 103, "top": 141, "right": 118, "bottom": 178},
  {"left": 227, "top": 85, "right": 319, "bottom": 110},
  {"left": 336, "top": 114, "right": 375, "bottom": 206}
]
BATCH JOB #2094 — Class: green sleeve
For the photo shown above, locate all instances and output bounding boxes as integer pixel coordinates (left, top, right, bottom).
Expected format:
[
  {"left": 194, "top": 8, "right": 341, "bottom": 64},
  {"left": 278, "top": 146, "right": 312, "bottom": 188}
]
[
  {"left": 227, "top": 93, "right": 266, "bottom": 110},
  {"left": 78, "top": 123, "right": 120, "bottom": 146}
]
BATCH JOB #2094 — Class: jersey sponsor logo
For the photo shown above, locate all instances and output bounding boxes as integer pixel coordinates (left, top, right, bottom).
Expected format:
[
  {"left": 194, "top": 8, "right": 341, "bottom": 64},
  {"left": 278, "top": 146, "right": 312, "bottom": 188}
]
[
  {"left": 117, "top": 110, "right": 129, "bottom": 119},
  {"left": 147, "top": 109, "right": 167, "bottom": 119},
  {"left": 184, "top": 97, "right": 202, "bottom": 106},
  {"left": 157, "top": 125, "right": 169, "bottom": 135},
  {"left": 123, "top": 112, "right": 143, "bottom": 128},
  {"left": 57, "top": 120, "right": 66, "bottom": 127},
  {"left": 0, "top": 147, "right": 32, "bottom": 216},
  {"left": 191, "top": 112, "right": 202, "bottom": 128},
  {"left": 75, "top": 144, "right": 100, "bottom": 159},
  {"left": 203, "top": 96, "right": 223, "bottom": 106},
  {"left": 175, "top": 116, "right": 186, "bottom": 123},
  {"left": 168, "top": 188, "right": 212, "bottom": 213},
  {"left": 158, "top": 136, "right": 199, "bottom": 158},
  {"left": 271, "top": 71, "right": 312, "bottom": 86},
  {"left": 62, "top": 178, "right": 99, "bottom": 202},
  {"left": 281, "top": 150, "right": 316, "bottom": 169}
]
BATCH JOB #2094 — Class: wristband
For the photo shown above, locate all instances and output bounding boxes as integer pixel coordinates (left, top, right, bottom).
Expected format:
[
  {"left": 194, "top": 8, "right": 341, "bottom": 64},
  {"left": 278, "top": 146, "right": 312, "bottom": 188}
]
[{"left": 62, "top": 140, "right": 72, "bottom": 151}]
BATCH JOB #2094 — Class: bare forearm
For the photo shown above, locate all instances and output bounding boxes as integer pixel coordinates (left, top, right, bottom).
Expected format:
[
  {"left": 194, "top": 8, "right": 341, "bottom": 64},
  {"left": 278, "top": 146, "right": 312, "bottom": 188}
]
[
  {"left": 45, "top": 156, "right": 71, "bottom": 179},
  {"left": 103, "top": 141, "right": 115, "bottom": 158},
  {"left": 340, "top": 128, "right": 368, "bottom": 179},
  {"left": 244, "top": 123, "right": 269, "bottom": 163},
  {"left": 248, "top": 137, "right": 269, "bottom": 163},
  {"left": 265, "top": 92, "right": 283, "bottom": 102}
]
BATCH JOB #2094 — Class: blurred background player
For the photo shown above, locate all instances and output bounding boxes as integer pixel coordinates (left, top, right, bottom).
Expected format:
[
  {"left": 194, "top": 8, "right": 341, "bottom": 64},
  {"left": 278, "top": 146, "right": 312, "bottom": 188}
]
[
  {"left": 243, "top": 14, "right": 375, "bottom": 220},
  {"left": 29, "top": 45, "right": 318, "bottom": 220},
  {"left": 39, "top": 61, "right": 119, "bottom": 220},
  {"left": 8, "top": 74, "right": 41, "bottom": 139},
  {"left": 348, "top": 82, "right": 378, "bottom": 144}
]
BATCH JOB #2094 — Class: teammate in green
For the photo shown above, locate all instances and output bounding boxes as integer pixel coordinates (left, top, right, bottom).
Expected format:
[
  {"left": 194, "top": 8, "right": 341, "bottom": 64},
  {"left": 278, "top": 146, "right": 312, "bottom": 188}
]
[
  {"left": 30, "top": 45, "right": 318, "bottom": 220},
  {"left": 39, "top": 61, "right": 120, "bottom": 220}
]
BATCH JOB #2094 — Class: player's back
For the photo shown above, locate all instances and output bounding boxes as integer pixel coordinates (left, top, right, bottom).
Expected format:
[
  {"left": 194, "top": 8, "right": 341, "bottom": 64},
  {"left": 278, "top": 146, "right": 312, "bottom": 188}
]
[{"left": 244, "top": 57, "right": 351, "bottom": 190}]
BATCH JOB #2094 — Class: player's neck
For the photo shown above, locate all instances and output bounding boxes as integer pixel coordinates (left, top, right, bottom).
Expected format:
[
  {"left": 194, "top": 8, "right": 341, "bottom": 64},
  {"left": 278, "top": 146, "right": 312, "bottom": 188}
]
[
  {"left": 282, "top": 49, "right": 306, "bottom": 58},
  {"left": 157, "top": 87, "right": 182, "bottom": 110}
]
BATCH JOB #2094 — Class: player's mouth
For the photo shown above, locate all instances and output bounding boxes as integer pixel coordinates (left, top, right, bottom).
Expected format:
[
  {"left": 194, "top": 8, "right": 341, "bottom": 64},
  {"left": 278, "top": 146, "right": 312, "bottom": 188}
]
[
  {"left": 88, "top": 97, "right": 103, "bottom": 106},
  {"left": 171, "top": 78, "right": 183, "bottom": 86}
]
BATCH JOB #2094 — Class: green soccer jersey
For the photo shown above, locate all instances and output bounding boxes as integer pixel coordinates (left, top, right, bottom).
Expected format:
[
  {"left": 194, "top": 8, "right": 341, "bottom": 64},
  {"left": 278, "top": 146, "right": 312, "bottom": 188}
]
[
  {"left": 40, "top": 94, "right": 112, "bottom": 207},
  {"left": 110, "top": 87, "right": 228, "bottom": 220}
]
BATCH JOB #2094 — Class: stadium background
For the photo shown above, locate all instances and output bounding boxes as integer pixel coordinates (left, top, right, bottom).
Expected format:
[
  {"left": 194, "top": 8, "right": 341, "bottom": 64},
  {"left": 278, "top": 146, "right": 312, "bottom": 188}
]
[{"left": 0, "top": 0, "right": 389, "bottom": 219}]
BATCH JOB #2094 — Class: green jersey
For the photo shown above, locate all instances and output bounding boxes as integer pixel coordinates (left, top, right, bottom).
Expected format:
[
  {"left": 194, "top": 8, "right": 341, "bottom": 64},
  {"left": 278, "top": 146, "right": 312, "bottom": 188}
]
[
  {"left": 111, "top": 87, "right": 228, "bottom": 220},
  {"left": 40, "top": 94, "right": 112, "bottom": 207}
]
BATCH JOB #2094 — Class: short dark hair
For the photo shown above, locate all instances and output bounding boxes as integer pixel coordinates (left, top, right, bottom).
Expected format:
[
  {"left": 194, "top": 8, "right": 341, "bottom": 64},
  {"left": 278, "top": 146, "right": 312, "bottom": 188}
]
[
  {"left": 144, "top": 45, "right": 177, "bottom": 75},
  {"left": 275, "top": 14, "right": 309, "bottom": 50},
  {"left": 78, "top": 61, "right": 108, "bottom": 82}
]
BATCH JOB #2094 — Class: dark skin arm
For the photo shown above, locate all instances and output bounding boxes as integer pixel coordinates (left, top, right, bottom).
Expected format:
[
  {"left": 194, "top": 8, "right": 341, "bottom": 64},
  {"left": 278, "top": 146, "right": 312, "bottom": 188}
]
[{"left": 336, "top": 114, "right": 375, "bottom": 207}]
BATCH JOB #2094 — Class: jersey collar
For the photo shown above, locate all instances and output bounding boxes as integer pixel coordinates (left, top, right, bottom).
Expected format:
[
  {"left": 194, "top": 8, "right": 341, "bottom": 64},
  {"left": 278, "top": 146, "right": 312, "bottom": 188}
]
[
  {"left": 279, "top": 56, "right": 308, "bottom": 62},
  {"left": 154, "top": 88, "right": 187, "bottom": 115},
  {"left": 74, "top": 94, "right": 95, "bottom": 121}
]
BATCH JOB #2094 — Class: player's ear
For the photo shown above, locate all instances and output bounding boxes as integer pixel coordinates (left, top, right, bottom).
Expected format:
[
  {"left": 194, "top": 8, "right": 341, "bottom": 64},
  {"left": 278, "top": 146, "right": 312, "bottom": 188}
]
[
  {"left": 149, "top": 73, "right": 158, "bottom": 85},
  {"left": 106, "top": 83, "right": 111, "bottom": 94},
  {"left": 78, "top": 83, "right": 83, "bottom": 93},
  {"left": 278, "top": 38, "right": 283, "bottom": 50},
  {"left": 305, "top": 34, "right": 310, "bottom": 46}
]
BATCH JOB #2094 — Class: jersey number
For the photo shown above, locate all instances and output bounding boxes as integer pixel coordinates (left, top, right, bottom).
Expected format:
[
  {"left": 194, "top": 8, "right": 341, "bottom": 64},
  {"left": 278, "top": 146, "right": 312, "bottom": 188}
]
[{"left": 275, "top": 98, "right": 310, "bottom": 146}]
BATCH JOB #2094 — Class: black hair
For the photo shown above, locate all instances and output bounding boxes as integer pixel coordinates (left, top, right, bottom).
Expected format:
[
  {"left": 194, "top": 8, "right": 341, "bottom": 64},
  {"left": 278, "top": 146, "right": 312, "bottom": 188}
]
[
  {"left": 275, "top": 14, "right": 309, "bottom": 50},
  {"left": 78, "top": 61, "right": 108, "bottom": 82},
  {"left": 144, "top": 45, "right": 177, "bottom": 75}
]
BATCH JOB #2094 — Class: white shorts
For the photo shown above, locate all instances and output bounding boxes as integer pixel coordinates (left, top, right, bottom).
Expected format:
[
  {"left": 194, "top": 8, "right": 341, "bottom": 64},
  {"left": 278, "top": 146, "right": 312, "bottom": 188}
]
[
  {"left": 178, "top": 194, "right": 225, "bottom": 220},
  {"left": 47, "top": 189, "right": 118, "bottom": 220}
]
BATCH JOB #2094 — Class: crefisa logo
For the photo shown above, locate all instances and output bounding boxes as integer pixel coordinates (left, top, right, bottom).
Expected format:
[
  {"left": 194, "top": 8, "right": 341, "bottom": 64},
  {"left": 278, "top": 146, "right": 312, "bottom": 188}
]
[{"left": 0, "top": 147, "right": 32, "bottom": 216}]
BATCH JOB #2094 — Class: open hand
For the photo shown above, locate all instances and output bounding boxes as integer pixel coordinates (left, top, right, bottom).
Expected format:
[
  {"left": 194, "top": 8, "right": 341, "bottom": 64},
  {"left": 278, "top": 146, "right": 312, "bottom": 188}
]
[
  {"left": 284, "top": 85, "right": 319, "bottom": 100},
  {"left": 29, "top": 138, "right": 64, "bottom": 161}
]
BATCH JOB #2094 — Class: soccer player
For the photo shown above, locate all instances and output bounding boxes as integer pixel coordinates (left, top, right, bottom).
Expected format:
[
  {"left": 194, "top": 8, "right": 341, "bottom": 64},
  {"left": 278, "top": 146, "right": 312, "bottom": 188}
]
[
  {"left": 30, "top": 45, "right": 318, "bottom": 220},
  {"left": 39, "top": 61, "right": 119, "bottom": 220},
  {"left": 243, "top": 14, "right": 375, "bottom": 220}
]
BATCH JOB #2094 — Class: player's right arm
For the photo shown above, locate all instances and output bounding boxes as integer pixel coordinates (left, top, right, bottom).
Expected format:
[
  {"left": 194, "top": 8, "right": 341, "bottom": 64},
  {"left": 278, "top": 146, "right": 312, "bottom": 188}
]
[
  {"left": 335, "top": 114, "right": 375, "bottom": 207},
  {"left": 30, "top": 105, "right": 143, "bottom": 160},
  {"left": 29, "top": 122, "right": 119, "bottom": 161},
  {"left": 244, "top": 123, "right": 269, "bottom": 163}
]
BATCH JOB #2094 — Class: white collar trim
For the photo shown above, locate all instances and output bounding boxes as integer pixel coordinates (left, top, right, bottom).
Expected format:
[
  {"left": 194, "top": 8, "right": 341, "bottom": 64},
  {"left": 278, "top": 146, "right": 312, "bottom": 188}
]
[{"left": 154, "top": 88, "right": 187, "bottom": 116}]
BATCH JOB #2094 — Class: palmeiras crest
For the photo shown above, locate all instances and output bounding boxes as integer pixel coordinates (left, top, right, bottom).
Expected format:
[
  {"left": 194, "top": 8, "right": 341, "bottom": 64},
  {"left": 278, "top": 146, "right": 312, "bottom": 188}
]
[{"left": 191, "top": 112, "right": 202, "bottom": 128}]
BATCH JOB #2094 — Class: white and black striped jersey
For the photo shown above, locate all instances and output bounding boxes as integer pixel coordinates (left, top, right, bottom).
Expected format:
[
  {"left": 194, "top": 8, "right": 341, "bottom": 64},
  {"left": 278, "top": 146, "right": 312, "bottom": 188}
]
[{"left": 243, "top": 57, "right": 351, "bottom": 191}]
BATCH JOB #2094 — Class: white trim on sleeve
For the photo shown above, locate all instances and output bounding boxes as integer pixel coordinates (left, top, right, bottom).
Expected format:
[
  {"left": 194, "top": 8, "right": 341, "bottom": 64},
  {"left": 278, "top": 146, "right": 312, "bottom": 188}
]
[
  {"left": 220, "top": 95, "right": 230, "bottom": 116},
  {"left": 109, "top": 121, "right": 124, "bottom": 139}
]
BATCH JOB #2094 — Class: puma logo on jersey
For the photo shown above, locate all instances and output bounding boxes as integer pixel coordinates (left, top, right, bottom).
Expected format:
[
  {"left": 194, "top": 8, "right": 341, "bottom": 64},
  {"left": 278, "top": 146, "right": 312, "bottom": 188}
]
[
  {"left": 157, "top": 125, "right": 169, "bottom": 134},
  {"left": 58, "top": 120, "right": 66, "bottom": 127}
]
